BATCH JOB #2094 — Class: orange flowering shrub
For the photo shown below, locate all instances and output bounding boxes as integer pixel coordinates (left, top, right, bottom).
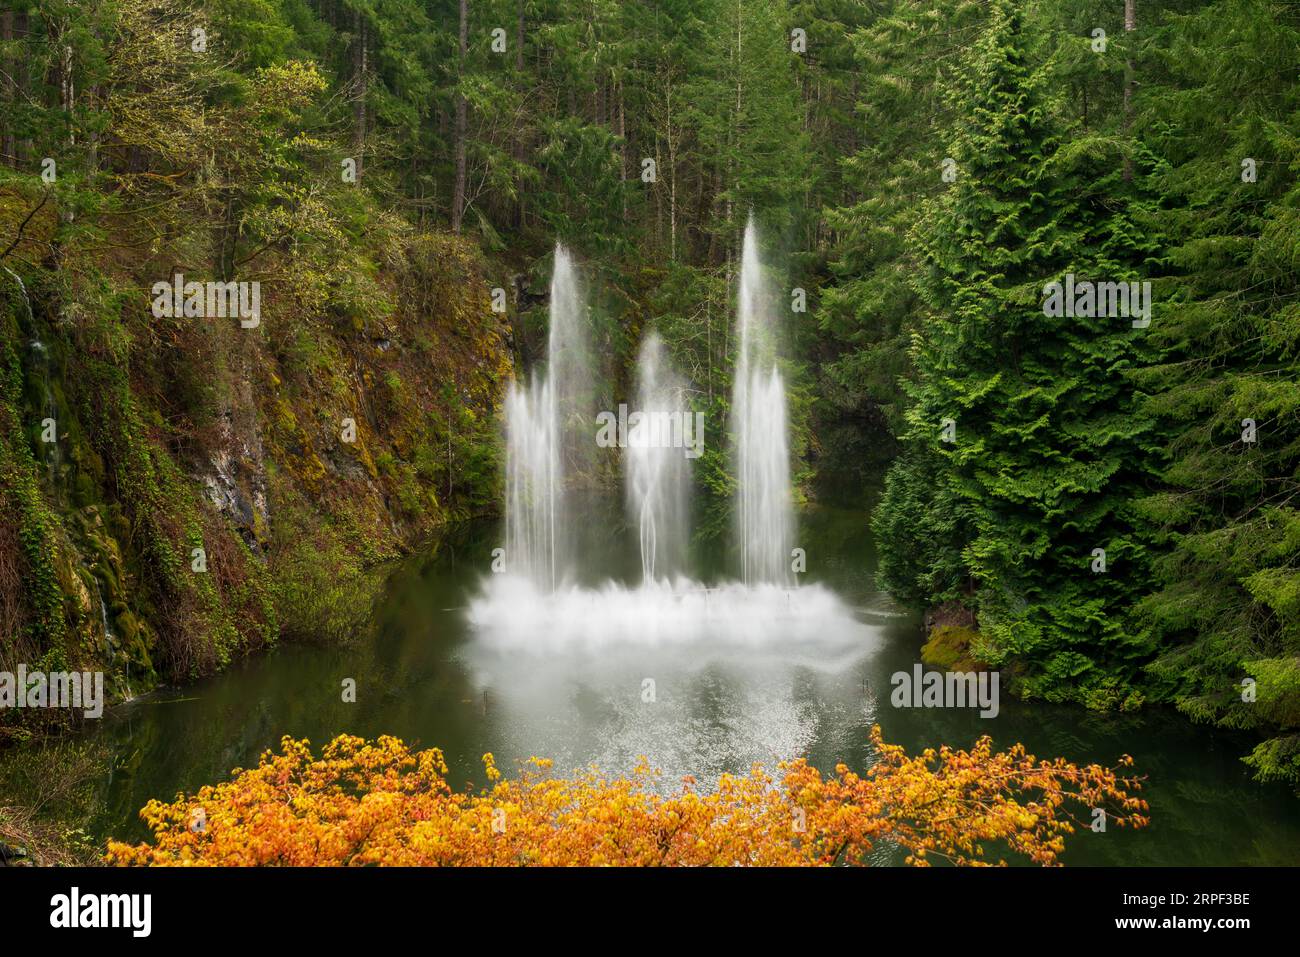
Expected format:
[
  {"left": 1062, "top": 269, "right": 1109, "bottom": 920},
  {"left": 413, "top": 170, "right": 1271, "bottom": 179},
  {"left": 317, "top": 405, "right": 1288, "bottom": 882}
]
[{"left": 105, "top": 727, "right": 1148, "bottom": 866}]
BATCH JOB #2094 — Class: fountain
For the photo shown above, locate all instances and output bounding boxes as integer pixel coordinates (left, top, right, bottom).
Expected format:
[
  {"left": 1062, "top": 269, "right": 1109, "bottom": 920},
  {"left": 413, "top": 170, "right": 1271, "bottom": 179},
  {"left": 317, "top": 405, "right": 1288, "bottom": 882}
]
[
  {"left": 503, "top": 246, "right": 588, "bottom": 589},
  {"left": 503, "top": 376, "right": 559, "bottom": 589},
  {"left": 627, "top": 333, "right": 690, "bottom": 582},
  {"left": 471, "top": 225, "right": 847, "bottom": 653},
  {"left": 733, "top": 219, "right": 793, "bottom": 586}
]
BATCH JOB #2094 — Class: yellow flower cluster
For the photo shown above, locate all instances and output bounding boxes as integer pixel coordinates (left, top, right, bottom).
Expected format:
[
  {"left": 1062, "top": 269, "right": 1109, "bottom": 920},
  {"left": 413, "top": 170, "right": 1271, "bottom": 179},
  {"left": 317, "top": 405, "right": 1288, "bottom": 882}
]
[{"left": 104, "top": 728, "right": 1148, "bottom": 867}]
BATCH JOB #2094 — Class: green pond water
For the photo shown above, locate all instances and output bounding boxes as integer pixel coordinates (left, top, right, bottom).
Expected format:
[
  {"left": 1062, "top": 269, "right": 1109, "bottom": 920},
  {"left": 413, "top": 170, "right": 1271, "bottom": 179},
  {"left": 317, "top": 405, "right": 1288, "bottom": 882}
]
[{"left": 10, "top": 503, "right": 1299, "bottom": 865}]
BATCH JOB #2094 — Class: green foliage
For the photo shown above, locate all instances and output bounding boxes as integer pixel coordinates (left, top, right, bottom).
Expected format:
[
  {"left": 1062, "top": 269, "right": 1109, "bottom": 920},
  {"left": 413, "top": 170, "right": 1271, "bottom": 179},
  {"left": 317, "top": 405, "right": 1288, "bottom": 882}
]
[
  {"left": 873, "top": 0, "right": 1158, "bottom": 706},
  {"left": 0, "top": 289, "right": 67, "bottom": 656},
  {"left": 821, "top": 0, "right": 988, "bottom": 434},
  {"left": 1126, "top": 0, "right": 1300, "bottom": 787},
  {"left": 269, "top": 492, "right": 382, "bottom": 645},
  {"left": 0, "top": 0, "right": 508, "bottom": 706},
  {"left": 836, "top": 0, "right": 1300, "bottom": 788}
]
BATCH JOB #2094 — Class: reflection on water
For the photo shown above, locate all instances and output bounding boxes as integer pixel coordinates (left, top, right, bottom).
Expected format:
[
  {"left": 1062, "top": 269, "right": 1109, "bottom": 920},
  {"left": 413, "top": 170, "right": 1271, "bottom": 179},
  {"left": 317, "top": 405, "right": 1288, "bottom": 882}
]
[{"left": 12, "top": 505, "right": 1299, "bottom": 865}]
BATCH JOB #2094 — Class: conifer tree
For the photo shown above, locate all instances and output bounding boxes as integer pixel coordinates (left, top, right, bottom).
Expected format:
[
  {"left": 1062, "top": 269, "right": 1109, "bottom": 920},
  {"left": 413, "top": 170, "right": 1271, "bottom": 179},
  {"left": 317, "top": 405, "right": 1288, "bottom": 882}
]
[
  {"left": 1132, "top": 0, "right": 1300, "bottom": 786},
  {"left": 875, "top": 0, "right": 1157, "bottom": 707}
]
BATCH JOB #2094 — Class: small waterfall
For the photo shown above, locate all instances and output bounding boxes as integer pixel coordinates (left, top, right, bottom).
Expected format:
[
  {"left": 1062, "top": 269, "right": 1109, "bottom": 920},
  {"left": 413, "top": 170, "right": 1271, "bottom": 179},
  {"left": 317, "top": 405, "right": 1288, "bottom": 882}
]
[
  {"left": 2, "top": 265, "right": 25, "bottom": 311},
  {"left": 732, "top": 219, "right": 794, "bottom": 586},
  {"left": 97, "top": 584, "right": 114, "bottom": 642},
  {"left": 4, "top": 266, "right": 60, "bottom": 483},
  {"left": 95, "top": 577, "right": 133, "bottom": 701},
  {"left": 504, "top": 246, "right": 588, "bottom": 590},
  {"left": 627, "top": 334, "right": 691, "bottom": 582},
  {"left": 29, "top": 338, "right": 60, "bottom": 482}
]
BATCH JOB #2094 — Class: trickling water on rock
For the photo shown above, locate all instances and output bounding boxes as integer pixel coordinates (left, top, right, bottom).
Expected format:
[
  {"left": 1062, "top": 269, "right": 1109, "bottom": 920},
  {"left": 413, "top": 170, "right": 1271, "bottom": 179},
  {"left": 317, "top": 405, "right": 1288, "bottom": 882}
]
[
  {"left": 95, "top": 579, "right": 133, "bottom": 701},
  {"left": 5, "top": 266, "right": 61, "bottom": 485}
]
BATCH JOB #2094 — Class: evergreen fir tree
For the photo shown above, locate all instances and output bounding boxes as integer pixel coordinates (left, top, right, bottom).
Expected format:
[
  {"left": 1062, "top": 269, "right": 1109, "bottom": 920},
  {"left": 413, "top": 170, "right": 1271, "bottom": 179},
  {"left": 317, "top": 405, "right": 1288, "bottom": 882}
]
[
  {"left": 1132, "top": 0, "right": 1300, "bottom": 787},
  {"left": 875, "top": 0, "right": 1157, "bottom": 707}
]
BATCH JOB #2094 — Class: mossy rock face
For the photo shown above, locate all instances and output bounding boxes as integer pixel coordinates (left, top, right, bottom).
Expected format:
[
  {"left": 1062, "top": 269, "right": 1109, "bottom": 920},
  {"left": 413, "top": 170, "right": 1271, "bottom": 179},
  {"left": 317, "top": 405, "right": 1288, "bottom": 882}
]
[
  {"left": 71, "top": 471, "right": 100, "bottom": 506},
  {"left": 111, "top": 610, "right": 157, "bottom": 687},
  {"left": 921, "top": 625, "right": 987, "bottom": 672},
  {"left": 112, "top": 609, "right": 140, "bottom": 644},
  {"left": 75, "top": 509, "right": 126, "bottom": 597},
  {"left": 57, "top": 552, "right": 94, "bottom": 636},
  {"left": 3, "top": 187, "right": 507, "bottom": 707}
]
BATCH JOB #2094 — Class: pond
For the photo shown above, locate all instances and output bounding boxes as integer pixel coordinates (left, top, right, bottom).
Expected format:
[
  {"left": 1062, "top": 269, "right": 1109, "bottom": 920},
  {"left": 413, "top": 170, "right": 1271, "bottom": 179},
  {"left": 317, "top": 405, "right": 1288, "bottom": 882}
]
[{"left": 20, "top": 502, "right": 1300, "bottom": 865}]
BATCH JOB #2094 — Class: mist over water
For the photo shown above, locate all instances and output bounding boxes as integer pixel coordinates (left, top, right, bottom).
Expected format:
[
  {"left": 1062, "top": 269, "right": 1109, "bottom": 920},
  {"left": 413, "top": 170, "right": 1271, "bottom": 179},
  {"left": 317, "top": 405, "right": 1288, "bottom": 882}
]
[{"left": 468, "top": 576, "right": 872, "bottom": 653}]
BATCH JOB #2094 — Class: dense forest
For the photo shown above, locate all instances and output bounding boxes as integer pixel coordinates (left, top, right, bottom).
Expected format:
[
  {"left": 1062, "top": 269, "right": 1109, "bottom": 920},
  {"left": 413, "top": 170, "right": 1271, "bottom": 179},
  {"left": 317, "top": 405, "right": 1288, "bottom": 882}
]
[{"left": 0, "top": 0, "right": 1297, "bottom": 796}]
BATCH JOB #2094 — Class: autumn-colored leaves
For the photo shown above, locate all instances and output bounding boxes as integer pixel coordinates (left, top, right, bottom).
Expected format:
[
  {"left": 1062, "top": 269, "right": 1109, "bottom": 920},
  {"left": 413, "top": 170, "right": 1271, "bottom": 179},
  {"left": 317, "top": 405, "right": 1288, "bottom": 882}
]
[{"left": 105, "top": 728, "right": 1148, "bottom": 867}]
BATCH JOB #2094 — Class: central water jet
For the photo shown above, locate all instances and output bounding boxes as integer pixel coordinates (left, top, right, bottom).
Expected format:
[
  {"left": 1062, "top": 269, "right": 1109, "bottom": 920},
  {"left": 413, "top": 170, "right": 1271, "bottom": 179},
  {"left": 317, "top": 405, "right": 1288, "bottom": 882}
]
[
  {"left": 732, "top": 219, "right": 794, "bottom": 586},
  {"left": 627, "top": 333, "right": 690, "bottom": 582}
]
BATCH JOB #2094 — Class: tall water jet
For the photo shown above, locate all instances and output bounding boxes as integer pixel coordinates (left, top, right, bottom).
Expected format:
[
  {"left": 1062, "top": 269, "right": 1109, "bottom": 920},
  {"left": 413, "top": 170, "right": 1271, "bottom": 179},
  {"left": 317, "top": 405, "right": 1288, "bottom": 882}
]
[
  {"left": 732, "top": 219, "right": 793, "bottom": 586},
  {"left": 546, "top": 246, "right": 594, "bottom": 481},
  {"left": 504, "top": 376, "right": 559, "bottom": 588},
  {"left": 627, "top": 333, "right": 691, "bottom": 582},
  {"left": 504, "top": 246, "right": 589, "bottom": 589}
]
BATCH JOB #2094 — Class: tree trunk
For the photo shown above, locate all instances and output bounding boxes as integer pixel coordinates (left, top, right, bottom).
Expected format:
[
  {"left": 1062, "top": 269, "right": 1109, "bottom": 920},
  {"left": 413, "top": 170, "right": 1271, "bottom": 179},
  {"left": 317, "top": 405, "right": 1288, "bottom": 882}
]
[
  {"left": 352, "top": 11, "right": 367, "bottom": 181},
  {"left": 618, "top": 76, "right": 627, "bottom": 219},
  {"left": 15, "top": 10, "right": 31, "bottom": 167},
  {"left": 58, "top": 19, "right": 74, "bottom": 227},
  {"left": 1, "top": 12, "right": 14, "bottom": 167},
  {"left": 706, "top": 300, "right": 712, "bottom": 402},
  {"left": 513, "top": 0, "right": 525, "bottom": 229},
  {"left": 451, "top": 0, "right": 469, "bottom": 233},
  {"left": 60, "top": 40, "right": 75, "bottom": 146},
  {"left": 666, "top": 74, "right": 677, "bottom": 261},
  {"left": 725, "top": 0, "right": 742, "bottom": 236},
  {"left": 1123, "top": 0, "right": 1135, "bottom": 181}
]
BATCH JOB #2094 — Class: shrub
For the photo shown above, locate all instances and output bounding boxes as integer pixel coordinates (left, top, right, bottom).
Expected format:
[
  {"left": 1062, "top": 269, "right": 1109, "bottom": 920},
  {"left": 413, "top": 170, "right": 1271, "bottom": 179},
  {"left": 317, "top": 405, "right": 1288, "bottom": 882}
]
[{"left": 105, "top": 727, "right": 1147, "bottom": 867}]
